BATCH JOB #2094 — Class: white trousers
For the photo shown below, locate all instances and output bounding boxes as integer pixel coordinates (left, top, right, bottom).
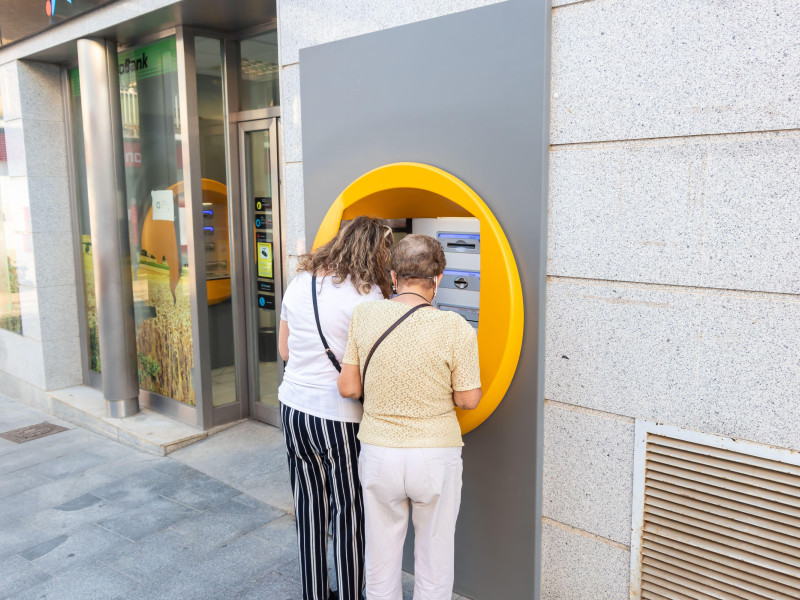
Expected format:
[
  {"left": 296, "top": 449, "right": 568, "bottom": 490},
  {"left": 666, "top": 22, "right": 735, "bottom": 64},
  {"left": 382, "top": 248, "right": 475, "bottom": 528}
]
[{"left": 359, "top": 443, "right": 463, "bottom": 600}]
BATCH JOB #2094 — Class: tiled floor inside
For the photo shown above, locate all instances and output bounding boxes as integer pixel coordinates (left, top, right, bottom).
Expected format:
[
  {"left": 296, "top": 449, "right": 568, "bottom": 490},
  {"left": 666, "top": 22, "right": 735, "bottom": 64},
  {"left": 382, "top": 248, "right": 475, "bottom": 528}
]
[
  {"left": 0, "top": 393, "right": 470, "bottom": 599},
  {"left": 209, "top": 363, "right": 279, "bottom": 409}
]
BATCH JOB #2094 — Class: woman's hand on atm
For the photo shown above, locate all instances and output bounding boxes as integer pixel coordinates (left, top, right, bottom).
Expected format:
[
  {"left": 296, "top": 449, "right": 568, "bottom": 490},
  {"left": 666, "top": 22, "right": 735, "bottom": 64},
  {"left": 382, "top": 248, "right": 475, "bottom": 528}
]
[
  {"left": 338, "top": 364, "right": 363, "bottom": 400},
  {"left": 454, "top": 387, "right": 482, "bottom": 410}
]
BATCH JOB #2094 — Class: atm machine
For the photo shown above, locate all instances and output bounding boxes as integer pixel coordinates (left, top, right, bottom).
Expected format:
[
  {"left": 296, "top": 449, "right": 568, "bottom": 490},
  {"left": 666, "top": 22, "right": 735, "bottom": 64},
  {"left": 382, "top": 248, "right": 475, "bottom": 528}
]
[
  {"left": 412, "top": 218, "right": 480, "bottom": 330},
  {"left": 299, "top": 0, "right": 548, "bottom": 595}
]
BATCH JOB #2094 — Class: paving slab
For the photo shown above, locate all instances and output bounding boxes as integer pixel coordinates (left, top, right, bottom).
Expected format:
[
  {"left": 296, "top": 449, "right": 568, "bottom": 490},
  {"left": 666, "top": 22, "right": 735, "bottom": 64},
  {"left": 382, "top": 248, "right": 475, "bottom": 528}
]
[
  {"left": 18, "top": 523, "right": 133, "bottom": 575},
  {"left": 171, "top": 495, "right": 285, "bottom": 547},
  {"left": 0, "top": 392, "right": 471, "bottom": 600},
  {"left": 0, "top": 554, "right": 51, "bottom": 599},
  {"left": 12, "top": 561, "right": 139, "bottom": 600},
  {"left": 170, "top": 419, "right": 294, "bottom": 514},
  {"left": 99, "top": 526, "right": 221, "bottom": 583},
  {"left": 96, "top": 495, "right": 199, "bottom": 541}
]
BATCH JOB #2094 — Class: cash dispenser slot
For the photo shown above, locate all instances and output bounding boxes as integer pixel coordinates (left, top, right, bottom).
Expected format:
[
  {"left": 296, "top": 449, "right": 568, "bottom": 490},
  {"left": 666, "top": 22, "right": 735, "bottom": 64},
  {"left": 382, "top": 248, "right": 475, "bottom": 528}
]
[{"left": 438, "top": 232, "right": 480, "bottom": 254}]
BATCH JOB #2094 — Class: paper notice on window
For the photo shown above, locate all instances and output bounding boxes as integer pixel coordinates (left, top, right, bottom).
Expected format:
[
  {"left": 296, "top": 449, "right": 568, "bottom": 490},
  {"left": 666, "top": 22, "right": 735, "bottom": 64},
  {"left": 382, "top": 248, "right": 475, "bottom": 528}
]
[{"left": 152, "top": 190, "right": 174, "bottom": 221}]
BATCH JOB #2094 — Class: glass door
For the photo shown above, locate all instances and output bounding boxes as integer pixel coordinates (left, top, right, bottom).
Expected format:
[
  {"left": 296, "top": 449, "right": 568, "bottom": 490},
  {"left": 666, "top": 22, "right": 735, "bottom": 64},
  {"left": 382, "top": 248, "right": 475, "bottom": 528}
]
[{"left": 239, "top": 119, "right": 282, "bottom": 426}]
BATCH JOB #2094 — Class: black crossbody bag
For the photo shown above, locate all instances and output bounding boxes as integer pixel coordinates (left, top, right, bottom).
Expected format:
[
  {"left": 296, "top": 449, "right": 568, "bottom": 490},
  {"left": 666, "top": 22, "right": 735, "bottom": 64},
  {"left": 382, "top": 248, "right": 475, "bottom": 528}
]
[{"left": 311, "top": 273, "right": 430, "bottom": 404}]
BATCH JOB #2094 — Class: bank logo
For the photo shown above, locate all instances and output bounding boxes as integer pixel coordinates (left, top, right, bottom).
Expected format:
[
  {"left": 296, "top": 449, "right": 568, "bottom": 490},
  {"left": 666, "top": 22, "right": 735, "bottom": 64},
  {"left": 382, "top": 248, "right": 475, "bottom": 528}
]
[
  {"left": 119, "top": 53, "right": 149, "bottom": 74},
  {"left": 45, "top": 0, "right": 72, "bottom": 17}
]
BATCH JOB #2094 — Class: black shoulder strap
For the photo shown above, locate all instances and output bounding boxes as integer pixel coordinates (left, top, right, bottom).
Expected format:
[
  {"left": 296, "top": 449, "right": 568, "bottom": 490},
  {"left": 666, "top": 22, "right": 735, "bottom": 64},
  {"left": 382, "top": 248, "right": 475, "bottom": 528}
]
[
  {"left": 361, "top": 303, "right": 432, "bottom": 396},
  {"left": 311, "top": 273, "right": 342, "bottom": 373}
]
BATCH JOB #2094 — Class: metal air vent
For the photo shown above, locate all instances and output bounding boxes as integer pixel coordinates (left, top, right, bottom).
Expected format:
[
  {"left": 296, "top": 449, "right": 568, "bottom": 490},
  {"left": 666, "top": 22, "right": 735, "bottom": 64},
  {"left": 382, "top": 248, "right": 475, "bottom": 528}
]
[{"left": 630, "top": 422, "right": 800, "bottom": 600}]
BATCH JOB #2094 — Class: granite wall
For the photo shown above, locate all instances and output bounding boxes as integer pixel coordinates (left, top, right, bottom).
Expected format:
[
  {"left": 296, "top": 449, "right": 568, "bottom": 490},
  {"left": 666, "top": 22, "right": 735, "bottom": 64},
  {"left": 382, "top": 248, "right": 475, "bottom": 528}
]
[{"left": 542, "top": 1, "right": 800, "bottom": 597}]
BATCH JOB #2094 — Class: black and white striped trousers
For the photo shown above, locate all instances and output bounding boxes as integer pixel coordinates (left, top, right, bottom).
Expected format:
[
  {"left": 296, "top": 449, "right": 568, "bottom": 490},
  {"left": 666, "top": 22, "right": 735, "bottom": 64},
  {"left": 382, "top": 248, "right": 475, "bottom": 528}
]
[{"left": 281, "top": 403, "right": 365, "bottom": 600}]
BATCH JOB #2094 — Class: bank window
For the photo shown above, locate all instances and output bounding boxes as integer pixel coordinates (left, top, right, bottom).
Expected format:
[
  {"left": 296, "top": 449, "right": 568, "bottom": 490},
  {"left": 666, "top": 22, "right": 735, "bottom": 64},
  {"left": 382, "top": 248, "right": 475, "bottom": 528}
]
[
  {"left": 120, "top": 36, "right": 196, "bottom": 406},
  {"left": 0, "top": 91, "right": 23, "bottom": 335},
  {"left": 238, "top": 30, "right": 279, "bottom": 110}
]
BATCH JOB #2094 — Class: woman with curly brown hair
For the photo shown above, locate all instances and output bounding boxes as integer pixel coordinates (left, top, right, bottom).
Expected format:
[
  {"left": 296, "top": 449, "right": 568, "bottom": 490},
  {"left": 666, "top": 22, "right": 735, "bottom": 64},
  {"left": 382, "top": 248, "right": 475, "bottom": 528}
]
[{"left": 278, "top": 215, "right": 393, "bottom": 600}]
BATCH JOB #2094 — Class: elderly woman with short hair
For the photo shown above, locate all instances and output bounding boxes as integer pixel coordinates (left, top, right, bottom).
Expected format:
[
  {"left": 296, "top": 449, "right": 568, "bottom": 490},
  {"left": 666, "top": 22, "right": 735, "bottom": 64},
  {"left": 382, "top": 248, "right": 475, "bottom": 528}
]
[{"left": 338, "top": 233, "right": 482, "bottom": 600}]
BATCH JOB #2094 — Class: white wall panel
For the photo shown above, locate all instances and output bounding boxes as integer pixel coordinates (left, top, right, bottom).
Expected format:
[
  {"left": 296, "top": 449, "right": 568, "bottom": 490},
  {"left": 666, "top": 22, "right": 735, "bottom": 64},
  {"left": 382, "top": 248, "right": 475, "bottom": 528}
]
[
  {"left": 545, "top": 278, "right": 702, "bottom": 426},
  {"left": 543, "top": 403, "right": 635, "bottom": 544},
  {"left": 549, "top": 132, "right": 800, "bottom": 294},
  {"left": 547, "top": 278, "right": 800, "bottom": 449},
  {"left": 541, "top": 521, "right": 630, "bottom": 600},
  {"left": 551, "top": 0, "right": 800, "bottom": 144},
  {"left": 279, "top": 64, "right": 302, "bottom": 163}
]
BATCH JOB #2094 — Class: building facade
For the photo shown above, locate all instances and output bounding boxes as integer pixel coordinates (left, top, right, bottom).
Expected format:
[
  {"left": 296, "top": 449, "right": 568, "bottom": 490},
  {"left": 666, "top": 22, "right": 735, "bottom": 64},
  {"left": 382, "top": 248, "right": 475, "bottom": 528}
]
[{"left": 0, "top": 1, "right": 798, "bottom": 599}]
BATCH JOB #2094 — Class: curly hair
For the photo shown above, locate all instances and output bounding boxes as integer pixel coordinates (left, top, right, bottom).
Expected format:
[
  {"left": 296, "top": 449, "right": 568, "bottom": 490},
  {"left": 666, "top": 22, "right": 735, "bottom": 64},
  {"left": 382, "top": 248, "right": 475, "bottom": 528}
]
[{"left": 297, "top": 216, "right": 393, "bottom": 298}]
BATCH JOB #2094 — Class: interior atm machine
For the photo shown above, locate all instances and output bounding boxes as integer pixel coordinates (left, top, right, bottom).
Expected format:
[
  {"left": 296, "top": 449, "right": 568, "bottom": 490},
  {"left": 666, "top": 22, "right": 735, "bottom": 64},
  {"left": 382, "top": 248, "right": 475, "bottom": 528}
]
[{"left": 412, "top": 218, "right": 480, "bottom": 330}]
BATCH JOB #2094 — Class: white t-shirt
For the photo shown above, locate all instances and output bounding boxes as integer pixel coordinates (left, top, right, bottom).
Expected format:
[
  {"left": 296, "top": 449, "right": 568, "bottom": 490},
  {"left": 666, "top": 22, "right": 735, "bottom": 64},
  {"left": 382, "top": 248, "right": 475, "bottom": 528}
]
[{"left": 278, "top": 271, "right": 383, "bottom": 422}]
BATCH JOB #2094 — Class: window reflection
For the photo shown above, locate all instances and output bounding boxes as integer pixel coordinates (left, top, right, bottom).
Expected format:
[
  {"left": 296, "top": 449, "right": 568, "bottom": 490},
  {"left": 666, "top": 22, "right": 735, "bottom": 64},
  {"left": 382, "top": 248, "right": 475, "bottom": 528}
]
[
  {"left": 68, "top": 69, "right": 100, "bottom": 371},
  {"left": 120, "top": 37, "right": 196, "bottom": 405},
  {"left": 0, "top": 94, "right": 22, "bottom": 335},
  {"left": 196, "top": 36, "right": 239, "bottom": 407},
  {"left": 238, "top": 31, "right": 279, "bottom": 111}
]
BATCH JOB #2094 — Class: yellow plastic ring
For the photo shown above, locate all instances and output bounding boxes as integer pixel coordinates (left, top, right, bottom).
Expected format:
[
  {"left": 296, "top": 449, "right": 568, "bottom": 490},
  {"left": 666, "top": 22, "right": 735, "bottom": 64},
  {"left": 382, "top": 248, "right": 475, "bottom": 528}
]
[{"left": 313, "top": 163, "right": 523, "bottom": 434}]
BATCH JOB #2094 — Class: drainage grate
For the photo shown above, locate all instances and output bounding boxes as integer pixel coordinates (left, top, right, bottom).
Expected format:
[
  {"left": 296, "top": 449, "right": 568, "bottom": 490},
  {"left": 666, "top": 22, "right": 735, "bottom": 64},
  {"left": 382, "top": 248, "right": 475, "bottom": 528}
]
[{"left": 0, "top": 422, "right": 69, "bottom": 443}]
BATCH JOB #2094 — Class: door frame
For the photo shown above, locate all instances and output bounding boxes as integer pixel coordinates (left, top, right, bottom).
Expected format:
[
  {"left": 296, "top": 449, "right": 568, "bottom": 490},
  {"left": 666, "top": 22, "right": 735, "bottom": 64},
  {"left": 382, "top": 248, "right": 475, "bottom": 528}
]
[{"left": 236, "top": 118, "right": 283, "bottom": 427}]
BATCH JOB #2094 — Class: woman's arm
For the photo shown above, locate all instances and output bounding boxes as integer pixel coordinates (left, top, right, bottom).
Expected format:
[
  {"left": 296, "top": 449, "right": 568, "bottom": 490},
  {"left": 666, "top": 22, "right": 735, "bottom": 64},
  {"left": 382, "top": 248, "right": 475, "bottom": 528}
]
[
  {"left": 338, "top": 364, "right": 363, "bottom": 399},
  {"left": 454, "top": 388, "right": 482, "bottom": 410},
  {"left": 278, "top": 319, "right": 290, "bottom": 362}
]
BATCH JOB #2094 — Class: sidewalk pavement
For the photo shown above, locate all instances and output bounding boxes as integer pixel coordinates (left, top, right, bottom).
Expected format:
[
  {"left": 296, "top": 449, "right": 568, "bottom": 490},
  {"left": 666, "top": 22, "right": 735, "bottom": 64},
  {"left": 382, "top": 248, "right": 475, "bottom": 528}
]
[{"left": 0, "top": 393, "right": 470, "bottom": 600}]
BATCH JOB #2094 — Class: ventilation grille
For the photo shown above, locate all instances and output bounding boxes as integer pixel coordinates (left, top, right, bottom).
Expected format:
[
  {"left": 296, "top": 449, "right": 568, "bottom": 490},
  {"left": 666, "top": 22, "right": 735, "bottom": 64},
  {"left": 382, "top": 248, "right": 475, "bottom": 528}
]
[{"left": 638, "top": 433, "right": 800, "bottom": 600}]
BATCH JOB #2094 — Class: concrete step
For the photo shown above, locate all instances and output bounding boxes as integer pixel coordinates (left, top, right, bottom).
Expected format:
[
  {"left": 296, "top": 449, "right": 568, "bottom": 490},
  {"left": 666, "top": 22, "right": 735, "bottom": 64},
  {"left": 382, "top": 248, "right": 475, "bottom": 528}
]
[{"left": 23, "top": 385, "right": 237, "bottom": 456}]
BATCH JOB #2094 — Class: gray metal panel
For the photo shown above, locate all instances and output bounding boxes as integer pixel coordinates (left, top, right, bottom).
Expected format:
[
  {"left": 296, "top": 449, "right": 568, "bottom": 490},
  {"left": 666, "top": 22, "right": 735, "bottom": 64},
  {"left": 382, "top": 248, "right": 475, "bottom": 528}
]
[
  {"left": 300, "top": 1, "right": 549, "bottom": 598},
  {"left": 76, "top": 38, "right": 139, "bottom": 417}
]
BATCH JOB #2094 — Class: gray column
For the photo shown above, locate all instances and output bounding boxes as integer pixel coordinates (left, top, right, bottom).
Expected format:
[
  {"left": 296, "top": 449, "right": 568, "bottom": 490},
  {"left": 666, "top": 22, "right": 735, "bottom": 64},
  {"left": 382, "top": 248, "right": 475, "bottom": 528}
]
[{"left": 77, "top": 38, "right": 139, "bottom": 417}]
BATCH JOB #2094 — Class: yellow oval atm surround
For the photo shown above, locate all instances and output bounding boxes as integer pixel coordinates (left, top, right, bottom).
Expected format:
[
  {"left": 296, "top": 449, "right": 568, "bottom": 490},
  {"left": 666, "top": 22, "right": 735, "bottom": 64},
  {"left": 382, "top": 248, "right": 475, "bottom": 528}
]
[{"left": 313, "top": 162, "right": 524, "bottom": 434}]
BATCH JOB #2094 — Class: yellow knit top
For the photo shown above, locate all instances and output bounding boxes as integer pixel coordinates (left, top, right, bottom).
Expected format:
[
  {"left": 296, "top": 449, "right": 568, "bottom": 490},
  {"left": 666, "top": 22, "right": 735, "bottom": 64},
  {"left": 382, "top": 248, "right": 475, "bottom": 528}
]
[{"left": 343, "top": 300, "right": 481, "bottom": 448}]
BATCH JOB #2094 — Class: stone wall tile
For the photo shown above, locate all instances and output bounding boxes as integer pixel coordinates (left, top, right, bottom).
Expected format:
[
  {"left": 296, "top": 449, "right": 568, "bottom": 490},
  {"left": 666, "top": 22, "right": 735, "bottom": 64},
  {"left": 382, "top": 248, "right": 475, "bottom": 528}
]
[
  {"left": 282, "top": 161, "right": 306, "bottom": 259},
  {"left": 549, "top": 132, "right": 800, "bottom": 295},
  {"left": 17, "top": 62, "right": 63, "bottom": 123},
  {"left": 545, "top": 279, "right": 701, "bottom": 426},
  {"left": 541, "top": 522, "right": 630, "bottom": 600},
  {"left": 280, "top": 64, "right": 302, "bottom": 163},
  {"left": 543, "top": 404, "right": 634, "bottom": 544},
  {"left": 31, "top": 231, "right": 76, "bottom": 288},
  {"left": 35, "top": 284, "right": 80, "bottom": 342},
  {"left": 26, "top": 176, "right": 72, "bottom": 234},
  {"left": 551, "top": 0, "right": 800, "bottom": 144},
  {"left": 695, "top": 293, "right": 800, "bottom": 450},
  {"left": 701, "top": 133, "right": 800, "bottom": 294},
  {"left": 548, "top": 141, "right": 704, "bottom": 287},
  {"left": 21, "top": 120, "right": 67, "bottom": 178},
  {"left": 42, "top": 335, "right": 82, "bottom": 390}
]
